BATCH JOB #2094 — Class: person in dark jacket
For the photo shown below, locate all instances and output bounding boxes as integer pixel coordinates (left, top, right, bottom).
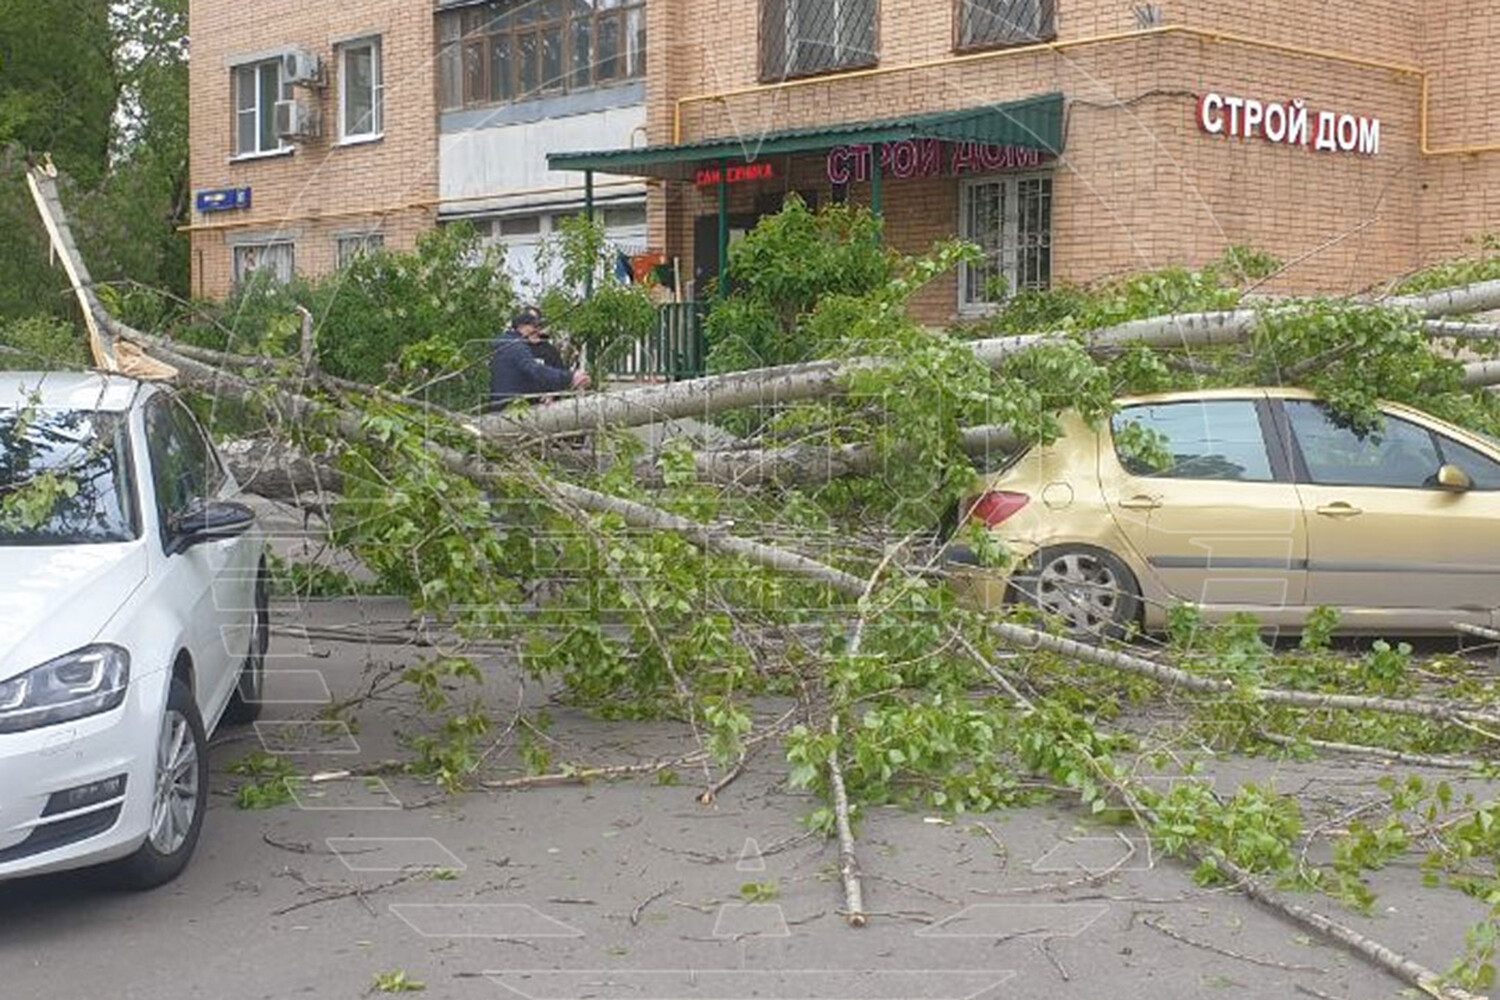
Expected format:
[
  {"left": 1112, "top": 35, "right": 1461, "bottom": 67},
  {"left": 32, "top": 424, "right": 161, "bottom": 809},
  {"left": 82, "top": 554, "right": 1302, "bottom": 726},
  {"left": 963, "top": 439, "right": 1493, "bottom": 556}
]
[
  {"left": 527, "top": 330, "right": 567, "bottom": 371},
  {"left": 487, "top": 308, "right": 589, "bottom": 412}
]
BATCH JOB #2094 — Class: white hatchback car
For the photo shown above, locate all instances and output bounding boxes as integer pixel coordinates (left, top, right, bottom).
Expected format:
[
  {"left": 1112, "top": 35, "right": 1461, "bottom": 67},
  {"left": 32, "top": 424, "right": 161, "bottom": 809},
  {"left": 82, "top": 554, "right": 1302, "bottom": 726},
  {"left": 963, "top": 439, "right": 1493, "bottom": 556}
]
[{"left": 0, "top": 372, "right": 266, "bottom": 888}]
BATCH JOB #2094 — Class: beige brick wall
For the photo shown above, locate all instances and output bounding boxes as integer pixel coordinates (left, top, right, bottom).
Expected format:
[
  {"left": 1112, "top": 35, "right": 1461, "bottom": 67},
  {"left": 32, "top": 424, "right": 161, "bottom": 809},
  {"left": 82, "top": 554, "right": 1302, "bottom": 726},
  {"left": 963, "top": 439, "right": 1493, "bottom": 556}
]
[
  {"left": 648, "top": 0, "right": 1497, "bottom": 322},
  {"left": 184, "top": 1, "right": 1500, "bottom": 316},
  {"left": 1418, "top": 0, "right": 1500, "bottom": 266},
  {"left": 187, "top": 0, "right": 438, "bottom": 299}
]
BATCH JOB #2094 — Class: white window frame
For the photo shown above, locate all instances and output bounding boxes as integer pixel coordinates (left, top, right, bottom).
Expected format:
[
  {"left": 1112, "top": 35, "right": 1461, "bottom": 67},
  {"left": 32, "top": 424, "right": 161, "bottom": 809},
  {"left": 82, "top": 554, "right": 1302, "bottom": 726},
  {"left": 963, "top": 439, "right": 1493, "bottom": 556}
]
[
  {"left": 338, "top": 37, "right": 384, "bottom": 144},
  {"left": 232, "top": 58, "right": 292, "bottom": 159},
  {"left": 958, "top": 172, "right": 1052, "bottom": 315},
  {"left": 232, "top": 241, "right": 296, "bottom": 288}
]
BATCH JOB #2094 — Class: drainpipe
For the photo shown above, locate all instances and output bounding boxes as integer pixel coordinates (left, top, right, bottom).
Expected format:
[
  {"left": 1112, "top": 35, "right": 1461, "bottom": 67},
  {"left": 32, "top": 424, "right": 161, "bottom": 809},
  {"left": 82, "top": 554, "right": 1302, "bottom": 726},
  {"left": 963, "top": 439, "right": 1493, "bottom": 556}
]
[
  {"left": 718, "top": 159, "right": 730, "bottom": 301},
  {"left": 584, "top": 169, "right": 595, "bottom": 298}
]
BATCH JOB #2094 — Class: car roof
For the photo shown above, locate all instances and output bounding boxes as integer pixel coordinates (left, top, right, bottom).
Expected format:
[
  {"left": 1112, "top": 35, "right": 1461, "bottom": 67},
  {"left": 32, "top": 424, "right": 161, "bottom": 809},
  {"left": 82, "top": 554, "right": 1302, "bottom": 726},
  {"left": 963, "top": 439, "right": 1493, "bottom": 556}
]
[
  {"left": 1116, "top": 386, "right": 1320, "bottom": 406},
  {"left": 0, "top": 371, "right": 152, "bottom": 412}
]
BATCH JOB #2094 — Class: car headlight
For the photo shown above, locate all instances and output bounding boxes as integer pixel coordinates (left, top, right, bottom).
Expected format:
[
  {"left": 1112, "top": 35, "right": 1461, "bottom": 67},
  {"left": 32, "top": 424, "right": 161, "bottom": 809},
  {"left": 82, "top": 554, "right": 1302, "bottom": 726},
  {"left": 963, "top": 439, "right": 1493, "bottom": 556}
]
[{"left": 0, "top": 645, "right": 130, "bottom": 734}]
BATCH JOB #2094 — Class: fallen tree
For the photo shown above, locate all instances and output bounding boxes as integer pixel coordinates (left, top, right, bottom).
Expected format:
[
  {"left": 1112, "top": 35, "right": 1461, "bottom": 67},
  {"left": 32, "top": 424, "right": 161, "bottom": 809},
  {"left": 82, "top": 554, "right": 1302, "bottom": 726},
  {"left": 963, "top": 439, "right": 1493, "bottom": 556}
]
[{"left": 19, "top": 161, "right": 1500, "bottom": 998}]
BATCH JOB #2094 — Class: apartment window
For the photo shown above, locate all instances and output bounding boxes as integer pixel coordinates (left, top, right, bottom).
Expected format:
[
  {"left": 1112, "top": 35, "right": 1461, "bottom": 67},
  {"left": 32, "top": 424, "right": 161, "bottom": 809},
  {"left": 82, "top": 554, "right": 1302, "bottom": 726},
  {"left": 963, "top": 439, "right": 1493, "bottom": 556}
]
[
  {"left": 959, "top": 174, "right": 1052, "bottom": 311},
  {"left": 437, "top": 0, "right": 646, "bottom": 112},
  {"left": 340, "top": 38, "right": 384, "bottom": 141},
  {"left": 498, "top": 216, "right": 542, "bottom": 236},
  {"left": 233, "top": 242, "right": 295, "bottom": 287},
  {"left": 233, "top": 59, "right": 291, "bottom": 156},
  {"left": 760, "top": 0, "right": 878, "bottom": 81},
  {"left": 956, "top": 0, "right": 1055, "bottom": 49},
  {"left": 337, "top": 232, "right": 384, "bottom": 267}
]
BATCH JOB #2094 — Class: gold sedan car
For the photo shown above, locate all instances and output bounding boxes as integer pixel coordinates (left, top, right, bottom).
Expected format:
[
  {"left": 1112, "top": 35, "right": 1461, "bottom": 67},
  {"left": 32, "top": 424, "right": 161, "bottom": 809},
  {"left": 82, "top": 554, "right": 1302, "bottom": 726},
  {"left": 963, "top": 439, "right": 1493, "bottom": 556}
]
[{"left": 948, "top": 388, "right": 1500, "bottom": 637}]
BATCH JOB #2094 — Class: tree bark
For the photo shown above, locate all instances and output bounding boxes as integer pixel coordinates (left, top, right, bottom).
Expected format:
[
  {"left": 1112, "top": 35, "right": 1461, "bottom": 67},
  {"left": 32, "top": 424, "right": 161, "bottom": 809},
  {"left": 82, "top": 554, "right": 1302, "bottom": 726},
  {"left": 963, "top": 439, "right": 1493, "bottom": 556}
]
[
  {"left": 827, "top": 713, "right": 866, "bottom": 928},
  {"left": 1389, "top": 278, "right": 1500, "bottom": 318},
  {"left": 1258, "top": 731, "right": 1487, "bottom": 771},
  {"left": 220, "top": 437, "right": 343, "bottom": 501},
  {"left": 988, "top": 623, "right": 1500, "bottom": 730},
  {"left": 1424, "top": 319, "right": 1500, "bottom": 341},
  {"left": 630, "top": 424, "right": 1022, "bottom": 489}
]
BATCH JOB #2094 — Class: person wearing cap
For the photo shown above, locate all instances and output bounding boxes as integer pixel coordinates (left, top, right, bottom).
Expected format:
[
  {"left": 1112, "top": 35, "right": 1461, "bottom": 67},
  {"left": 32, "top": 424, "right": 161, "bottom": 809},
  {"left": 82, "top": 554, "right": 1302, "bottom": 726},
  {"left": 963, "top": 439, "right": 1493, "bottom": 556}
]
[{"left": 486, "top": 308, "right": 590, "bottom": 412}]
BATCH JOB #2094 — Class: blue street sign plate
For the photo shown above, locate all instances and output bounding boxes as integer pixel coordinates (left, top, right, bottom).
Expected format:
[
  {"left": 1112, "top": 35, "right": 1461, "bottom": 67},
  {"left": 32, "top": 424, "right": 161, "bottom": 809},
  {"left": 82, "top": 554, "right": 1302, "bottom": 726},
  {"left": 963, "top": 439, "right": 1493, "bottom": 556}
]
[{"left": 196, "top": 187, "right": 252, "bottom": 214}]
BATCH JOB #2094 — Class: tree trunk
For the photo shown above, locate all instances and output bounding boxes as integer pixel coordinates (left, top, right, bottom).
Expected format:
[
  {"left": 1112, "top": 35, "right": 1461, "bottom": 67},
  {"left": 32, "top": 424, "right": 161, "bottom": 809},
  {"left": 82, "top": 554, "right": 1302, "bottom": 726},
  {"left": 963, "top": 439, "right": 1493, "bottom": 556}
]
[
  {"left": 220, "top": 438, "right": 343, "bottom": 501},
  {"left": 1389, "top": 278, "right": 1500, "bottom": 318}
]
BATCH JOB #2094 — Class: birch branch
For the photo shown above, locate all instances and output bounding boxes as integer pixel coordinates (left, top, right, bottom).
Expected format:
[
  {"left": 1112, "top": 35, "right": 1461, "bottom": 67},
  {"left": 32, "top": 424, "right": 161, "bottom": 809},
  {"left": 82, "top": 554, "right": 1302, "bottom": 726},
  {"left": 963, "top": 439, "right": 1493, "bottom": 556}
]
[
  {"left": 1388, "top": 278, "right": 1500, "bottom": 318},
  {"left": 827, "top": 712, "right": 866, "bottom": 928}
]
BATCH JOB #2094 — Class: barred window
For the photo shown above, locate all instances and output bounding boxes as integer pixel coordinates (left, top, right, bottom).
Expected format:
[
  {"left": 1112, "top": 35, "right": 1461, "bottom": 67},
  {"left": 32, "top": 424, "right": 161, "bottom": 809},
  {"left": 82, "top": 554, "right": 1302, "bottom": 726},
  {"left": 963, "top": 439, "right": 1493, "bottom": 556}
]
[
  {"left": 760, "top": 0, "right": 878, "bottom": 81},
  {"left": 337, "top": 232, "right": 384, "bottom": 268},
  {"left": 959, "top": 174, "right": 1051, "bottom": 311},
  {"left": 233, "top": 242, "right": 295, "bottom": 288},
  {"left": 956, "top": 0, "right": 1055, "bottom": 50},
  {"left": 437, "top": 0, "right": 645, "bottom": 112}
]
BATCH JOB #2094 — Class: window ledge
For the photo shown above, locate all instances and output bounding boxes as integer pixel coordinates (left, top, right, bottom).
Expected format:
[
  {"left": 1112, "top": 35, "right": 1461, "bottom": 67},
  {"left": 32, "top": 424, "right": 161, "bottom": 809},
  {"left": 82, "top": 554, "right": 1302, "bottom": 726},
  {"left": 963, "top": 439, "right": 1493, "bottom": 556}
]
[
  {"left": 959, "top": 303, "right": 1003, "bottom": 318},
  {"left": 756, "top": 59, "right": 880, "bottom": 85},
  {"left": 953, "top": 33, "right": 1058, "bottom": 55},
  {"left": 229, "top": 147, "right": 295, "bottom": 164},
  {"left": 335, "top": 132, "right": 385, "bottom": 148}
]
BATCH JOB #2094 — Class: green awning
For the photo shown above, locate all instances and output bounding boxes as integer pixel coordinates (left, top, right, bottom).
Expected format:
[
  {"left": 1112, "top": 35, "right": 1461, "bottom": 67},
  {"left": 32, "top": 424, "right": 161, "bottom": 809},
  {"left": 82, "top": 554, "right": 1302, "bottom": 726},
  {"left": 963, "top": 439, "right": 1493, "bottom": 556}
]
[{"left": 548, "top": 93, "right": 1064, "bottom": 181}]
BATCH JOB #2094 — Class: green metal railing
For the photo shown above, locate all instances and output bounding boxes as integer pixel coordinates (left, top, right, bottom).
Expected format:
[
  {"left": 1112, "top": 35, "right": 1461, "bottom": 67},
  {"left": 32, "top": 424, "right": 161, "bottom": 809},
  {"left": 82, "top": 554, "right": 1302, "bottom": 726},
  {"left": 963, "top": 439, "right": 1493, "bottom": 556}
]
[{"left": 607, "top": 302, "right": 709, "bottom": 381}]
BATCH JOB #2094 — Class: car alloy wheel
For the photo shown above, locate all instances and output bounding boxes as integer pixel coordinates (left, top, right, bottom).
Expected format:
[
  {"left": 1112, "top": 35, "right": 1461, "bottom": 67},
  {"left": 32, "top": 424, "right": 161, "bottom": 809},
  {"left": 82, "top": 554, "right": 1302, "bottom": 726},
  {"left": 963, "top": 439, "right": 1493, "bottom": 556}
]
[
  {"left": 148, "top": 707, "right": 200, "bottom": 856},
  {"left": 1034, "top": 550, "right": 1126, "bottom": 637}
]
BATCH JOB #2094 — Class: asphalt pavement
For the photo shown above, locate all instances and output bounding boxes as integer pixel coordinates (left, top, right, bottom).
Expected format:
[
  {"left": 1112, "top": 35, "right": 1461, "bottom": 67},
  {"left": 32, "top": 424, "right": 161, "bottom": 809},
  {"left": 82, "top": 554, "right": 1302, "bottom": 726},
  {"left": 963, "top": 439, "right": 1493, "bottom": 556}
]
[{"left": 0, "top": 597, "right": 1492, "bottom": 1000}]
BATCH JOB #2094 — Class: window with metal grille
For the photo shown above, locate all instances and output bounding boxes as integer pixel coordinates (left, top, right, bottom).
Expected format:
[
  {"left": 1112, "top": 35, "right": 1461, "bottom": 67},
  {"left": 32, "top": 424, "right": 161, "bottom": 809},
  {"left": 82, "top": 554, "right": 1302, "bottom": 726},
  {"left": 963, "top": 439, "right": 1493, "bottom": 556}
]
[
  {"left": 760, "top": 0, "right": 878, "bottom": 81},
  {"left": 437, "top": 0, "right": 646, "bottom": 112},
  {"left": 337, "top": 232, "right": 384, "bottom": 268},
  {"left": 959, "top": 174, "right": 1051, "bottom": 311},
  {"left": 955, "top": 0, "right": 1055, "bottom": 50}
]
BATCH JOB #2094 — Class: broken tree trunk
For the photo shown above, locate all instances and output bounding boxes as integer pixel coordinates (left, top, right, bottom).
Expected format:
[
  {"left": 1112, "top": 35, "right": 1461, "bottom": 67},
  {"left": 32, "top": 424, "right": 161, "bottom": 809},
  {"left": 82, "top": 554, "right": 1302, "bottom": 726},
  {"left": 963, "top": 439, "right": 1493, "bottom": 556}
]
[
  {"left": 23, "top": 160, "right": 174, "bottom": 380},
  {"left": 219, "top": 438, "right": 344, "bottom": 502}
]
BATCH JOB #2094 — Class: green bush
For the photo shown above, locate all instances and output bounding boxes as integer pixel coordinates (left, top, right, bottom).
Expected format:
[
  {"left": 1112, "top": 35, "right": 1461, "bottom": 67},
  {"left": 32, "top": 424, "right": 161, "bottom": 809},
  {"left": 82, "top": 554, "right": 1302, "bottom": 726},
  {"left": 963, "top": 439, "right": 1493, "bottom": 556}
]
[
  {"left": 0, "top": 315, "right": 90, "bottom": 370},
  {"left": 175, "top": 223, "right": 515, "bottom": 411},
  {"left": 704, "top": 196, "right": 894, "bottom": 372}
]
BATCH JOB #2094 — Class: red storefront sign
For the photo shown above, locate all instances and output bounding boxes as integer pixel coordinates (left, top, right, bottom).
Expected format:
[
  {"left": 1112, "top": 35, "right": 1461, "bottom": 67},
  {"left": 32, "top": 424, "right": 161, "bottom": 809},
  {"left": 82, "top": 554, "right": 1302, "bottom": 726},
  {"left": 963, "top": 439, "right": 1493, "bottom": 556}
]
[
  {"left": 695, "top": 162, "right": 776, "bottom": 187},
  {"left": 825, "top": 139, "right": 1047, "bottom": 184}
]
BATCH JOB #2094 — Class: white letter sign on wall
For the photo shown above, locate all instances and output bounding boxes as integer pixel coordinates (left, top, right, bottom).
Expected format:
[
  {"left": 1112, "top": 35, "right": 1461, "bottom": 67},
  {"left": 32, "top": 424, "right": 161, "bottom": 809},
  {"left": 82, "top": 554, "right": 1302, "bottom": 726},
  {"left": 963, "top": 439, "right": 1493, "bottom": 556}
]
[{"left": 1197, "top": 92, "right": 1380, "bottom": 156}]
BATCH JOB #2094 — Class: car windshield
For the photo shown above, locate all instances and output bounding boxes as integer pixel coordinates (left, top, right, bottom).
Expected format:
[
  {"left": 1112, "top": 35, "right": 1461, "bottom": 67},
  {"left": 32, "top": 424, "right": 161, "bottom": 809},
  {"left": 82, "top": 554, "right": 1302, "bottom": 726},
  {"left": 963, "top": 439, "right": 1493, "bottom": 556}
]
[{"left": 0, "top": 406, "right": 137, "bottom": 545}]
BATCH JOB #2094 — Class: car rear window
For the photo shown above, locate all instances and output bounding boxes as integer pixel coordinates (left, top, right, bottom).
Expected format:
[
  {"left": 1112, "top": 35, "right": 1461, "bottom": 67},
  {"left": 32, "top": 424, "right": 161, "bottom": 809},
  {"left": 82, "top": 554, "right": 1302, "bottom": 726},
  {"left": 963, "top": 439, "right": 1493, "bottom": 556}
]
[
  {"left": 0, "top": 407, "right": 138, "bottom": 545},
  {"left": 1111, "top": 400, "right": 1274, "bottom": 481}
]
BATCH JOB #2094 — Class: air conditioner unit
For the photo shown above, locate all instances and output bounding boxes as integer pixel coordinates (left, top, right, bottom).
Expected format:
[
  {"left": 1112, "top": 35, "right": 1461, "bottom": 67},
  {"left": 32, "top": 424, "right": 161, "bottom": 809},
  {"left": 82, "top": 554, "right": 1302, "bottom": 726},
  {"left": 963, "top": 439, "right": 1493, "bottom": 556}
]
[
  {"left": 282, "top": 49, "right": 323, "bottom": 86},
  {"left": 274, "top": 99, "right": 320, "bottom": 139}
]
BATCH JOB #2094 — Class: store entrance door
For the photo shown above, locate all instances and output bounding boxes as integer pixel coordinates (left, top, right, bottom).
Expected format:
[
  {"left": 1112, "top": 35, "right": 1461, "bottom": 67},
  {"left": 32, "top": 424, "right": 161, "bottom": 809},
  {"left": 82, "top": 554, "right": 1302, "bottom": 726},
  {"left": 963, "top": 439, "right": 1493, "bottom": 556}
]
[{"left": 693, "top": 213, "right": 757, "bottom": 299}]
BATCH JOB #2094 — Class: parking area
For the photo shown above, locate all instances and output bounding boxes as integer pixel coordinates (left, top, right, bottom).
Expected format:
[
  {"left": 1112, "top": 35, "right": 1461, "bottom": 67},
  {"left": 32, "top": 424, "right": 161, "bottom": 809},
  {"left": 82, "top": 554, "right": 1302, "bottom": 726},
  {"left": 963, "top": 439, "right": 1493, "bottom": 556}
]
[{"left": 0, "top": 597, "right": 1493, "bottom": 1000}]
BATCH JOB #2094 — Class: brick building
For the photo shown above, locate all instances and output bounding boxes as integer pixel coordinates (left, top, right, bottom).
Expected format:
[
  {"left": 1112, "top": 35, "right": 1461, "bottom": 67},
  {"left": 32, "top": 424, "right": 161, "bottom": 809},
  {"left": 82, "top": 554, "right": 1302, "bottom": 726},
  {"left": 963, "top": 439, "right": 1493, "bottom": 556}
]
[{"left": 187, "top": 1, "right": 1500, "bottom": 325}]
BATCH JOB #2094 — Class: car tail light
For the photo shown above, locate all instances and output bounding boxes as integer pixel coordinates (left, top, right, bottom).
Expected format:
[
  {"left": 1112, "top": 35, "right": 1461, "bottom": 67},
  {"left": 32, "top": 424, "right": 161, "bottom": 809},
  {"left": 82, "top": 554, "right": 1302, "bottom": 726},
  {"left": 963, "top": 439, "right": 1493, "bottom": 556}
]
[{"left": 968, "top": 491, "right": 1030, "bottom": 527}]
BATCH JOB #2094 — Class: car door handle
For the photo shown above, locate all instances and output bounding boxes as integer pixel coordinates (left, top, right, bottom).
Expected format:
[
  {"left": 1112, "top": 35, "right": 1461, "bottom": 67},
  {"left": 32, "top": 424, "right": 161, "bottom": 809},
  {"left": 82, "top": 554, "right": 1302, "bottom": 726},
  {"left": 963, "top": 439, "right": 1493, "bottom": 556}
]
[
  {"left": 1118, "top": 495, "right": 1162, "bottom": 510},
  {"left": 1315, "top": 502, "right": 1363, "bottom": 518}
]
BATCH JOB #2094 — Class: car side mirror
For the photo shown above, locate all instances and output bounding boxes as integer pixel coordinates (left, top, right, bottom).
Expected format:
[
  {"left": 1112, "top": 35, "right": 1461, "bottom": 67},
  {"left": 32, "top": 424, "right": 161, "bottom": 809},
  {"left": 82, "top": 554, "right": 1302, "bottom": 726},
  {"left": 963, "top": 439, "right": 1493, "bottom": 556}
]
[
  {"left": 167, "top": 499, "right": 256, "bottom": 556},
  {"left": 1437, "top": 463, "right": 1473, "bottom": 492}
]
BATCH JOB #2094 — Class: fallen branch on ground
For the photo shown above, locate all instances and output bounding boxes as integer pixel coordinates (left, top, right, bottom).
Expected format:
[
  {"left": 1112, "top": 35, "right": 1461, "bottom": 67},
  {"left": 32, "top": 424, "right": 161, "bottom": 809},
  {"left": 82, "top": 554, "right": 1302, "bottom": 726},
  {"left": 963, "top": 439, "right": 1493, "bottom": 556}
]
[
  {"left": 1259, "top": 731, "right": 1490, "bottom": 771},
  {"left": 827, "top": 713, "right": 866, "bottom": 928}
]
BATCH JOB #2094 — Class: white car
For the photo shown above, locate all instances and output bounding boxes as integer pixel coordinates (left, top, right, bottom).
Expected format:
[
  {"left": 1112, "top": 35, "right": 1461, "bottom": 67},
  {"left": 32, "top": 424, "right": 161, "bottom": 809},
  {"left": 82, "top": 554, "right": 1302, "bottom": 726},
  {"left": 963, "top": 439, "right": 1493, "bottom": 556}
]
[{"left": 0, "top": 372, "right": 267, "bottom": 888}]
